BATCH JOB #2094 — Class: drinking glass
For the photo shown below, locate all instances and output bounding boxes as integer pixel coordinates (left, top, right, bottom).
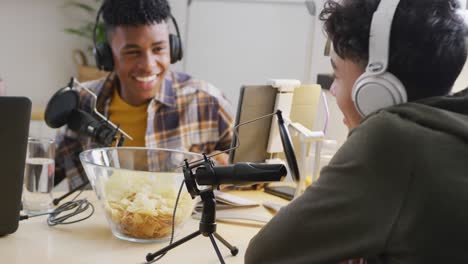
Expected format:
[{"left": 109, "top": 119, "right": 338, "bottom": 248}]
[{"left": 23, "top": 137, "right": 55, "bottom": 214}]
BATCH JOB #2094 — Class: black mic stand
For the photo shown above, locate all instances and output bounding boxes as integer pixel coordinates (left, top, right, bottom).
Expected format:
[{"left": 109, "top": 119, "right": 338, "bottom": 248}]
[
  {"left": 52, "top": 180, "right": 90, "bottom": 205},
  {"left": 146, "top": 156, "right": 238, "bottom": 264},
  {"left": 52, "top": 134, "right": 126, "bottom": 206}
]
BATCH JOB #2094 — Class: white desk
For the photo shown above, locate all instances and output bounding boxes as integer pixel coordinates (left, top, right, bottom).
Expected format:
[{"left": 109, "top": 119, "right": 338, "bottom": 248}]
[{"left": 0, "top": 190, "right": 287, "bottom": 264}]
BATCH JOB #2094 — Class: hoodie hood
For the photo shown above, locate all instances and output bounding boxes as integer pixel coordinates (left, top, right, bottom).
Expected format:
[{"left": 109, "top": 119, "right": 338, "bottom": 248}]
[{"left": 377, "top": 88, "right": 468, "bottom": 143}]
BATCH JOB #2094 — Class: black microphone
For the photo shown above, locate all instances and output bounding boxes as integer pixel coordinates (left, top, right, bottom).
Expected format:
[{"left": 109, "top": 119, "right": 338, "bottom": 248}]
[
  {"left": 44, "top": 80, "right": 121, "bottom": 146},
  {"left": 194, "top": 162, "right": 287, "bottom": 186},
  {"left": 67, "top": 109, "right": 117, "bottom": 146}
]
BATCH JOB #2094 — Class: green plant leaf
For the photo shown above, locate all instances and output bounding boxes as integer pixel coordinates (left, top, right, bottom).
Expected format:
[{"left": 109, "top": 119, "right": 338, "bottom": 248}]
[
  {"left": 64, "top": 28, "right": 90, "bottom": 38},
  {"left": 63, "top": 1, "right": 96, "bottom": 14},
  {"left": 95, "top": 23, "right": 107, "bottom": 44},
  {"left": 61, "top": 0, "right": 104, "bottom": 57}
]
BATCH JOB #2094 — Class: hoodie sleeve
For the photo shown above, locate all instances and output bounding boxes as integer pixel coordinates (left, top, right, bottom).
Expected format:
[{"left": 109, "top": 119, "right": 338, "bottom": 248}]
[{"left": 245, "top": 112, "right": 416, "bottom": 264}]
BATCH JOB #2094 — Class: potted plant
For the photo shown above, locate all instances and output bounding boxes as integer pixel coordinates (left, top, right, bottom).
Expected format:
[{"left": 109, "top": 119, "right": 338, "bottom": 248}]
[{"left": 64, "top": 0, "right": 110, "bottom": 81}]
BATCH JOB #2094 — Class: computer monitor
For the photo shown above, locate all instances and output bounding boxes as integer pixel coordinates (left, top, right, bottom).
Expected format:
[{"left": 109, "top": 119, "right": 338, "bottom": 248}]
[{"left": 0, "top": 97, "right": 31, "bottom": 236}]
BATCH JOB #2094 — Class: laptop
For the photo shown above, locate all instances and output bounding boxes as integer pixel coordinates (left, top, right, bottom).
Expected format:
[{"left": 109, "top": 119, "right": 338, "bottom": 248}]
[{"left": 0, "top": 97, "right": 31, "bottom": 236}]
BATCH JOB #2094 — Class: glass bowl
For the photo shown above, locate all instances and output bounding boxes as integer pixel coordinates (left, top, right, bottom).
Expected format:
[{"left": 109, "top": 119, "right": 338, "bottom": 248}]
[{"left": 79, "top": 147, "right": 201, "bottom": 243}]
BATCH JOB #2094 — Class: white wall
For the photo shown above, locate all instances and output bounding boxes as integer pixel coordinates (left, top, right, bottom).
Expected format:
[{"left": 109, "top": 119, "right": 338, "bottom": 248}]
[
  {"left": 453, "top": 42, "right": 468, "bottom": 93},
  {"left": 183, "top": 0, "right": 321, "bottom": 107},
  {"left": 0, "top": 0, "right": 90, "bottom": 107}
]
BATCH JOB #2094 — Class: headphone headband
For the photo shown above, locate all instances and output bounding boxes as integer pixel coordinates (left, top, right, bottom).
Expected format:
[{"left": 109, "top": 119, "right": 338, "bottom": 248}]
[
  {"left": 170, "top": 14, "right": 181, "bottom": 42},
  {"left": 367, "top": 0, "right": 400, "bottom": 75},
  {"left": 352, "top": 0, "right": 407, "bottom": 117},
  {"left": 93, "top": 5, "right": 104, "bottom": 60}
]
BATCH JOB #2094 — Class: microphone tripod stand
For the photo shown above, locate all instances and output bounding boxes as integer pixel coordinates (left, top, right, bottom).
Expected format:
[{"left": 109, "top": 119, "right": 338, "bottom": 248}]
[
  {"left": 52, "top": 180, "right": 89, "bottom": 205},
  {"left": 146, "top": 189, "right": 238, "bottom": 263},
  {"left": 146, "top": 156, "right": 238, "bottom": 264}
]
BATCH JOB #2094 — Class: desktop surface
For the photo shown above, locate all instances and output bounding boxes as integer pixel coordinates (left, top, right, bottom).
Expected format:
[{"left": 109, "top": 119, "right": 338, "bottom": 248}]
[{"left": 0, "top": 190, "right": 287, "bottom": 264}]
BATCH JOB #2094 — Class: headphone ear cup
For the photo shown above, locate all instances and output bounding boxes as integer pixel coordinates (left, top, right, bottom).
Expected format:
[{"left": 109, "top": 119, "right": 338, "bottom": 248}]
[
  {"left": 169, "top": 34, "right": 183, "bottom": 64},
  {"left": 352, "top": 72, "right": 407, "bottom": 117},
  {"left": 93, "top": 42, "right": 114, "bottom": 71}
]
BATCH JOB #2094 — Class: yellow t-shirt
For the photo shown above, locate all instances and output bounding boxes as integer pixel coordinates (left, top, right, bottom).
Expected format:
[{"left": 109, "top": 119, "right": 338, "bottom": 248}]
[{"left": 108, "top": 91, "right": 148, "bottom": 147}]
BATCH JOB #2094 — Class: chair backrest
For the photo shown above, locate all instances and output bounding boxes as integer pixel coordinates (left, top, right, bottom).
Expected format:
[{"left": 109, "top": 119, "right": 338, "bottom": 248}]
[{"left": 290, "top": 84, "right": 322, "bottom": 130}]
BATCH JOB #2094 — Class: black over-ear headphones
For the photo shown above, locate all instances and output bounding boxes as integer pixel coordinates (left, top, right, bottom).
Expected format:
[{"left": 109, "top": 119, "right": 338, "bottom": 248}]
[{"left": 93, "top": 5, "right": 183, "bottom": 71}]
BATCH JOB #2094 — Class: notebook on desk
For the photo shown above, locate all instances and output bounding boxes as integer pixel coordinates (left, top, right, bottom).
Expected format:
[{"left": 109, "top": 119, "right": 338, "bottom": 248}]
[{"left": 0, "top": 97, "right": 31, "bottom": 236}]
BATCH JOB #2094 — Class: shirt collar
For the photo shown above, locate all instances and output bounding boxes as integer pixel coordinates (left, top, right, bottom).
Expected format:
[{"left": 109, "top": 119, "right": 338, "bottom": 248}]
[
  {"left": 153, "top": 73, "right": 176, "bottom": 107},
  {"left": 95, "top": 73, "right": 115, "bottom": 114},
  {"left": 155, "top": 72, "right": 192, "bottom": 107}
]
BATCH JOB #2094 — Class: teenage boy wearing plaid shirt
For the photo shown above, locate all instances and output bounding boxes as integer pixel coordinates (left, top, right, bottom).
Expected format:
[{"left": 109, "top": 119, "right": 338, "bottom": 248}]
[{"left": 54, "top": 0, "right": 233, "bottom": 189}]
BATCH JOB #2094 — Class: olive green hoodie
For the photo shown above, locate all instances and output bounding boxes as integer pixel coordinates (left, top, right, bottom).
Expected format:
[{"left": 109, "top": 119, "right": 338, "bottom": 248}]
[{"left": 245, "top": 89, "right": 468, "bottom": 264}]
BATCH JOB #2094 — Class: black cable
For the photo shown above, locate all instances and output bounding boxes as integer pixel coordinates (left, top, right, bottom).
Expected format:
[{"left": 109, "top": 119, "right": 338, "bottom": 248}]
[
  {"left": 47, "top": 199, "right": 95, "bottom": 226},
  {"left": 146, "top": 180, "right": 185, "bottom": 264},
  {"left": 19, "top": 189, "right": 95, "bottom": 226},
  {"left": 19, "top": 215, "right": 30, "bottom": 220}
]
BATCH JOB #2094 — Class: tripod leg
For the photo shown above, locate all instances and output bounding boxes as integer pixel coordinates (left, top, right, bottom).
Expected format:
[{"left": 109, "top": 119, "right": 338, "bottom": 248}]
[
  {"left": 209, "top": 234, "right": 226, "bottom": 264},
  {"left": 146, "top": 230, "right": 201, "bottom": 262},
  {"left": 52, "top": 180, "right": 89, "bottom": 205},
  {"left": 214, "top": 232, "right": 239, "bottom": 256}
]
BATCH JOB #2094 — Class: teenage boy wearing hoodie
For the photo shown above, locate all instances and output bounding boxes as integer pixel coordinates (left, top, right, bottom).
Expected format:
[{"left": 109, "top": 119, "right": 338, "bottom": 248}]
[{"left": 245, "top": 0, "right": 468, "bottom": 263}]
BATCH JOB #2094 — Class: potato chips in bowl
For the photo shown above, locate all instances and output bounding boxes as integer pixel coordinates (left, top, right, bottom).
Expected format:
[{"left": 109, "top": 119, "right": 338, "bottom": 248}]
[{"left": 80, "top": 147, "right": 201, "bottom": 243}]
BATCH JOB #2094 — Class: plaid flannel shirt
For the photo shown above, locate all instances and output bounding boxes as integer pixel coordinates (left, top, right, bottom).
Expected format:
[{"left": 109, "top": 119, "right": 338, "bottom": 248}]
[{"left": 55, "top": 71, "right": 234, "bottom": 189}]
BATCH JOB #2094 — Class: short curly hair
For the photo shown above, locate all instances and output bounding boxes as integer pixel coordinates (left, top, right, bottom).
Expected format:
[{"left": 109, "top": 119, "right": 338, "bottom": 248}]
[
  {"left": 320, "top": 0, "right": 467, "bottom": 101},
  {"left": 101, "top": 0, "right": 171, "bottom": 31}
]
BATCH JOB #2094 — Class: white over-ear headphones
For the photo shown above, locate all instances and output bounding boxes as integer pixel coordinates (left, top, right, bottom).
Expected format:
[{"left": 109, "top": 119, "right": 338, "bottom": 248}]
[{"left": 352, "top": 0, "right": 407, "bottom": 117}]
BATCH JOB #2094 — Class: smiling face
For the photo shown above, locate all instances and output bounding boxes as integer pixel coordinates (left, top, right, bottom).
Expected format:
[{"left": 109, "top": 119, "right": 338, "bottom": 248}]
[
  {"left": 109, "top": 22, "right": 171, "bottom": 106},
  {"left": 329, "top": 48, "right": 365, "bottom": 130}
]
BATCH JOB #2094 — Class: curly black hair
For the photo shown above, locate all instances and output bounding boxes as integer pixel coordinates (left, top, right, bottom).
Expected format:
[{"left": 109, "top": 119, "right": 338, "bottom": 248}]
[
  {"left": 101, "top": 0, "right": 171, "bottom": 31},
  {"left": 320, "top": 0, "right": 467, "bottom": 101}
]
